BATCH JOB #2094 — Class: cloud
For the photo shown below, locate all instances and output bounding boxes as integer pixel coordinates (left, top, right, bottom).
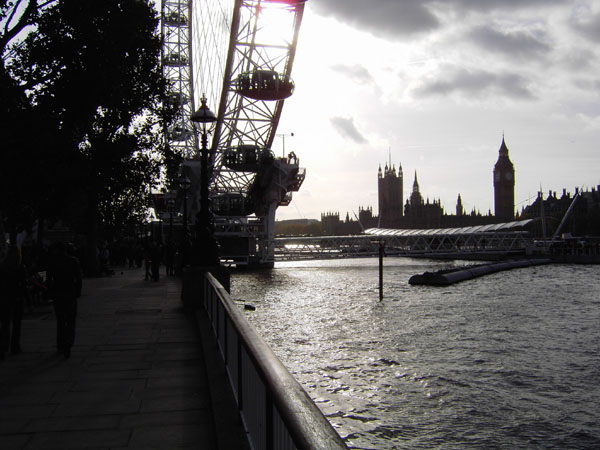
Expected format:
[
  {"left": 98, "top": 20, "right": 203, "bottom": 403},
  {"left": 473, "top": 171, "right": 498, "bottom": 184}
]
[
  {"left": 570, "top": 11, "right": 600, "bottom": 43},
  {"left": 310, "top": 0, "right": 569, "bottom": 40},
  {"left": 468, "top": 25, "right": 551, "bottom": 61},
  {"left": 561, "top": 48, "right": 597, "bottom": 71},
  {"left": 330, "top": 116, "right": 367, "bottom": 143},
  {"left": 414, "top": 66, "right": 535, "bottom": 100},
  {"left": 573, "top": 78, "right": 600, "bottom": 93},
  {"left": 330, "top": 63, "right": 374, "bottom": 84},
  {"left": 439, "top": 0, "right": 568, "bottom": 13},
  {"left": 311, "top": 0, "right": 439, "bottom": 39}
]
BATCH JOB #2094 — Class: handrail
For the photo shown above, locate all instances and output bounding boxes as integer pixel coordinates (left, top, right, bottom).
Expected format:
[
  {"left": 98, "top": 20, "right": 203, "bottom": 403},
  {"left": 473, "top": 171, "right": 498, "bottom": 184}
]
[{"left": 202, "top": 272, "right": 348, "bottom": 450}]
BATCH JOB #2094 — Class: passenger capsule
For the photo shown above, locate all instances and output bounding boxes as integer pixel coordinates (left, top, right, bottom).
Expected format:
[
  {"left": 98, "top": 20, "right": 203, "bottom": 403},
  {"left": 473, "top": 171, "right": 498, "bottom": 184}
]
[
  {"left": 163, "top": 12, "right": 188, "bottom": 27},
  {"left": 262, "top": 0, "right": 307, "bottom": 4},
  {"left": 224, "top": 145, "right": 275, "bottom": 172},
  {"left": 168, "top": 126, "right": 192, "bottom": 141},
  {"left": 163, "top": 53, "right": 188, "bottom": 67},
  {"left": 212, "top": 193, "right": 254, "bottom": 217},
  {"left": 167, "top": 92, "right": 189, "bottom": 106},
  {"left": 234, "top": 70, "right": 295, "bottom": 101}
]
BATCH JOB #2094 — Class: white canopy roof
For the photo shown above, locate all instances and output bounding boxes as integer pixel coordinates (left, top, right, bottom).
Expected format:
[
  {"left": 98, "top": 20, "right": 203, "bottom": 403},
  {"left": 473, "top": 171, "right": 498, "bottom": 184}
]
[{"left": 364, "top": 219, "right": 534, "bottom": 237}]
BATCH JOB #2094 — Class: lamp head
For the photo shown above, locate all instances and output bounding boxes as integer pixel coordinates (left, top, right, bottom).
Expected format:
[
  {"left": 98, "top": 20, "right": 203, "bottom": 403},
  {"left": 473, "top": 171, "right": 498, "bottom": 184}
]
[{"left": 190, "top": 96, "right": 217, "bottom": 127}]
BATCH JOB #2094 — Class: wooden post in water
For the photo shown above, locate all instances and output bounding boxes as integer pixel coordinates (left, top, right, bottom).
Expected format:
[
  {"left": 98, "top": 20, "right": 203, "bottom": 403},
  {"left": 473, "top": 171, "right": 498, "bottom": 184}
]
[{"left": 379, "top": 241, "right": 384, "bottom": 301}]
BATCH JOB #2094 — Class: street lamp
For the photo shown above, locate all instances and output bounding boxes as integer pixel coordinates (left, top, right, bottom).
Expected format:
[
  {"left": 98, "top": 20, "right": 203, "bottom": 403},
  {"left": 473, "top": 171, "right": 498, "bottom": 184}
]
[
  {"left": 190, "top": 96, "right": 217, "bottom": 228},
  {"left": 277, "top": 132, "right": 294, "bottom": 158},
  {"left": 190, "top": 96, "right": 219, "bottom": 266},
  {"left": 167, "top": 198, "right": 175, "bottom": 244},
  {"left": 178, "top": 176, "right": 191, "bottom": 264},
  {"left": 167, "top": 197, "right": 176, "bottom": 276},
  {"left": 178, "top": 176, "right": 191, "bottom": 228}
]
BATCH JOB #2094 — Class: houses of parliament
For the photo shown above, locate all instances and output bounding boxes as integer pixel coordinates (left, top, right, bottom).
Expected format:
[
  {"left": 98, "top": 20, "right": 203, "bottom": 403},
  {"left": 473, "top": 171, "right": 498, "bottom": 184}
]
[
  {"left": 318, "top": 136, "right": 600, "bottom": 238},
  {"left": 274, "top": 136, "right": 599, "bottom": 237},
  {"left": 321, "top": 136, "right": 517, "bottom": 235}
]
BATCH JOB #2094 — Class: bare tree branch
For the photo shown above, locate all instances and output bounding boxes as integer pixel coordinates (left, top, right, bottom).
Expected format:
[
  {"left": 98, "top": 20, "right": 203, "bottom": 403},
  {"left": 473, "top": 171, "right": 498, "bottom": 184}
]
[
  {"left": 3, "top": 0, "right": 26, "bottom": 36},
  {"left": 0, "top": 0, "right": 56, "bottom": 55},
  {"left": 38, "top": 0, "right": 58, "bottom": 8}
]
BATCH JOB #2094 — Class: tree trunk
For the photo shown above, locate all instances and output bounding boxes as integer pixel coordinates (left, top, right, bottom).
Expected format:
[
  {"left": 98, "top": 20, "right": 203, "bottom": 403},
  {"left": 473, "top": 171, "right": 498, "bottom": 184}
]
[
  {"left": 84, "top": 197, "right": 101, "bottom": 276},
  {"left": 36, "top": 214, "right": 45, "bottom": 246}
]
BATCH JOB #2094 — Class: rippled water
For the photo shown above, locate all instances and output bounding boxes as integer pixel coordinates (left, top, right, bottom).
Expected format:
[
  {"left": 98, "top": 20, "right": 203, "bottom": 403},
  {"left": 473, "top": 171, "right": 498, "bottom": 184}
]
[{"left": 230, "top": 258, "right": 600, "bottom": 449}]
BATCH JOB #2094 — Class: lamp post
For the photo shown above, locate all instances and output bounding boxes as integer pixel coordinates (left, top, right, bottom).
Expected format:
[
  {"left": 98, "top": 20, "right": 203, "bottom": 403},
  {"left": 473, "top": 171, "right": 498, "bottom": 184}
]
[
  {"left": 178, "top": 176, "right": 191, "bottom": 265},
  {"left": 167, "top": 197, "right": 175, "bottom": 276},
  {"left": 158, "top": 209, "right": 163, "bottom": 243},
  {"left": 277, "top": 132, "right": 294, "bottom": 158},
  {"left": 190, "top": 96, "right": 217, "bottom": 228},
  {"left": 167, "top": 198, "right": 175, "bottom": 244},
  {"left": 190, "top": 96, "right": 219, "bottom": 266}
]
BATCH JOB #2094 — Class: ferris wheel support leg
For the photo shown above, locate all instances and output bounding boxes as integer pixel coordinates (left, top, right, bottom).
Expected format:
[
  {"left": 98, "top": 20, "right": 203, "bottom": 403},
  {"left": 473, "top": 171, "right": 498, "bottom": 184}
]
[{"left": 261, "top": 202, "right": 278, "bottom": 267}]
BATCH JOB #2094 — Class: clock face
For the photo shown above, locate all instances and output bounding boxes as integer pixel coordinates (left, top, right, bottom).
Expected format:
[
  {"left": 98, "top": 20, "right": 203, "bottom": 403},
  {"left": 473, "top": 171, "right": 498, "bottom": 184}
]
[{"left": 505, "top": 172, "right": 513, "bottom": 181}]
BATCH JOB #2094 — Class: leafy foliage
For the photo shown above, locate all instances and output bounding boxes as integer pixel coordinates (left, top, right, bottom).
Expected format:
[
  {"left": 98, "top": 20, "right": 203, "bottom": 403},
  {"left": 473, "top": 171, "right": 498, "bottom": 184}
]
[{"left": 3, "top": 0, "right": 177, "bottom": 245}]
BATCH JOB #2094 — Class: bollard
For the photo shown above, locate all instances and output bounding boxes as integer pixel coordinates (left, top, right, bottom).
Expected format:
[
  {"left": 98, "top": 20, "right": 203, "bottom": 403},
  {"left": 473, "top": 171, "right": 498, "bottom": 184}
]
[{"left": 379, "top": 241, "right": 384, "bottom": 301}]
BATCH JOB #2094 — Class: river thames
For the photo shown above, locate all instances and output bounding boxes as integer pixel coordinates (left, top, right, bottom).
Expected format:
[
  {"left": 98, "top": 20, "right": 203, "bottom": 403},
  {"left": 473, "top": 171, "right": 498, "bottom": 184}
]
[{"left": 230, "top": 258, "right": 600, "bottom": 450}]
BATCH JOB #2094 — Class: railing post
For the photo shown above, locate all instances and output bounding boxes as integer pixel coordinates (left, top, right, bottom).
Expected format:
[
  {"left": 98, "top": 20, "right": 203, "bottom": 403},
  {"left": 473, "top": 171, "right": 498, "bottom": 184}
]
[
  {"left": 223, "top": 314, "right": 228, "bottom": 362},
  {"left": 214, "top": 294, "right": 218, "bottom": 329},
  {"left": 237, "top": 339, "right": 243, "bottom": 411},
  {"left": 266, "top": 392, "right": 274, "bottom": 450}
]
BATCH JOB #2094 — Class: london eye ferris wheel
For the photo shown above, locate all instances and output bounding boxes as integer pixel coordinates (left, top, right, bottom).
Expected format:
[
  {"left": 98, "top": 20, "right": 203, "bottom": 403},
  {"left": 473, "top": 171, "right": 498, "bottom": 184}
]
[{"left": 161, "top": 0, "right": 306, "bottom": 266}]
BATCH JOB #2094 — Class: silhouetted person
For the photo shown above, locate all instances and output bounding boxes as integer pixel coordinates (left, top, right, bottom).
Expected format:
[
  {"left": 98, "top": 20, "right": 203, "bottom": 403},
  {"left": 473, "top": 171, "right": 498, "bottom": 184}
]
[
  {"left": 47, "top": 242, "right": 82, "bottom": 359},
  {"left": 135, "top": 243, "right": 143, "bottom": 268},
  {"left": 164, "top": 242, "right": 175, "bottom": 276},
  {"left": 143, "top": 244, "right": 151, "bottom": 280},
  {"left": 0, "top": 245, "right": 27, "bottom": 359},
  {"left": 150, "top": 242, "right": 162, "bottom": 282},
  {"left": 127, "top": 243, "right": 135, "bottom": 268}
]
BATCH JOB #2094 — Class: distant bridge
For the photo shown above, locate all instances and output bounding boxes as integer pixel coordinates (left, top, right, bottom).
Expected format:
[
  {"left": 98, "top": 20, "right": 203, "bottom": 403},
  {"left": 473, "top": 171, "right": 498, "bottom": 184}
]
[{"left": 273, "top": 220, "right": 535, "bottom": 261}]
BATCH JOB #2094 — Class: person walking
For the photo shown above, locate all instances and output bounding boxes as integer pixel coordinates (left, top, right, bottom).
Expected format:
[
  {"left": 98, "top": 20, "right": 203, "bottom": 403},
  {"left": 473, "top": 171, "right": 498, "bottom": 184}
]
[
  {"left": 46, "top": 242, "right": 82, "bottom": 359},
  {"left": 150, "top": 242, "right": 162, "bottom": 282},
  {"left": 143, "top": 243, "right": 152, "bottom": 280},
  {"left": 0, "top": 245, "right": 28, "bottom": 360},
  {"left": 164, "top": 241, "right": 175, "bottom": 276}
]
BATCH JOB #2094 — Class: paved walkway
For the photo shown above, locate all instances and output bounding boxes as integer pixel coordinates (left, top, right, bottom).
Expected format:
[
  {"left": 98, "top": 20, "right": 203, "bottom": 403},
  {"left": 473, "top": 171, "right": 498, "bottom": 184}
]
[{"left": 0, "top": 267, "right": 248, "bottom": 450}]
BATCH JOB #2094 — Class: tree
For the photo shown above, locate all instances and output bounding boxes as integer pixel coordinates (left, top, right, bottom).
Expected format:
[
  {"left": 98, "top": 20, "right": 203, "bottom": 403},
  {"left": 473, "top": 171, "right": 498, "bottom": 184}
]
[
  {"left": 0, "top": 1, "right": 58, "bottom": 243},
  {"left": 0, "top": 1, "right": 56, "bottom": 57},
  {"left": 7, "top": 0, "right": 177, "bottom": 273}
]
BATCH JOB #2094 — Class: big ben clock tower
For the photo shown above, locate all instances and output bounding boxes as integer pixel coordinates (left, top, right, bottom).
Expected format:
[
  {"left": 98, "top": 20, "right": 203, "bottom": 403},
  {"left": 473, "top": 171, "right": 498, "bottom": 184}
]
[{"left": 493, "top": 135, "right": 515, "bottom": 222}]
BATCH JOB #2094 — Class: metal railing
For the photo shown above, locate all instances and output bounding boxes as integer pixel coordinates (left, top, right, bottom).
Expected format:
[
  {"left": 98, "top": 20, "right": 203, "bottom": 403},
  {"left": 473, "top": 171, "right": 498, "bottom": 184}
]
[{"left": 201, "top": 272, "right": 348, "bottom": 450}]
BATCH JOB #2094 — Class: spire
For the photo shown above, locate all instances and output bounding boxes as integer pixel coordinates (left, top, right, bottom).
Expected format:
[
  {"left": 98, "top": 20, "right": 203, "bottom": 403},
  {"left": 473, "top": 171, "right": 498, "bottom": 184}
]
[
  {"left": 499, "top": 134, "right": 509, "bottom": 156},
  {"left": 412, "top": 170, "right": 419, "bottom": 193}
]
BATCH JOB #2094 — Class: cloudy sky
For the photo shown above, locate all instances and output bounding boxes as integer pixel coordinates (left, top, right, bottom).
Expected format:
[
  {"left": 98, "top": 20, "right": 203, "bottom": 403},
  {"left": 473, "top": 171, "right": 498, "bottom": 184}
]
[{"left": 273, "top": 0, "right": 600, "bottom": 221}]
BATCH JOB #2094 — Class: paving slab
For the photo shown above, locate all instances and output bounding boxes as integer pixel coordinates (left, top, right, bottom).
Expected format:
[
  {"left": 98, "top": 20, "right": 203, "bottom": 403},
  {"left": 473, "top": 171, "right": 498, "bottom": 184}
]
[{"left": 0, "top": 267, "right": 249, "bottom": 449}]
